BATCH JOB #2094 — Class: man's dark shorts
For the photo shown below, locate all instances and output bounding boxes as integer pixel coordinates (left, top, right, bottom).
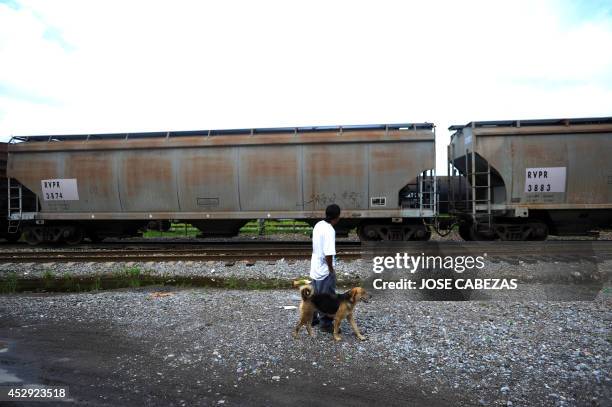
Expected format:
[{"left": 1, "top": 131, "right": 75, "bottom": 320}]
[{"left": 311, "top": 272, "right": 336, "bottom": 328}]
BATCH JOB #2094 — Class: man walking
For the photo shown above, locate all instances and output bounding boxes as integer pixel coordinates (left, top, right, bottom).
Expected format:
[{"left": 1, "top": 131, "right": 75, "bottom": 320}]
[{"left": 310, "top": 203, "right": 341, "bottom": 332}]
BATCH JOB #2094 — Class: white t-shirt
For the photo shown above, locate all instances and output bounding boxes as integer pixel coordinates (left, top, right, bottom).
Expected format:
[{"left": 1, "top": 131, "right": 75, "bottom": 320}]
[{"left": 310, "top": 220, "right": 336, "bottom": 280}]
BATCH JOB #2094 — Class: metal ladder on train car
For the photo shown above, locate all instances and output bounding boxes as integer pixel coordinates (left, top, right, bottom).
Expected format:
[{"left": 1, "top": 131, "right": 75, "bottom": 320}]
[
  {"left": 7, "top": 178, "right": 22, "bottom": 233},
  {"left": 466, "top": 150, "right": 492, "bottom": 230},
  {"left": 418, "top": 169, "right": 437, "bottom": 216}
]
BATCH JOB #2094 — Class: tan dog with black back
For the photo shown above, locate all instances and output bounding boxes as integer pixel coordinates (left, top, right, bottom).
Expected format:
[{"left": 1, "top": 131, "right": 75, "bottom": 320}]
[{"left": 293, "top": 285, "right": 371, "bottom": 341}]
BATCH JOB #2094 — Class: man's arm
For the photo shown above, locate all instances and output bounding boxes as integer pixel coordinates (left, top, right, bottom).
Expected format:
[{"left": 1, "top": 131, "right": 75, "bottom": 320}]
[
  {"left": 323, "top": 223, "right": 336, "bottom": 275},
  {"left": 325, "top": 255, "right": 334, "bottom": 274}
]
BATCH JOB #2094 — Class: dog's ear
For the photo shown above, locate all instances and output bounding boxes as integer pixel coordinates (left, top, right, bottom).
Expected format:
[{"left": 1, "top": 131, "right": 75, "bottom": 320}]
[{"left": 349, "top": 288, "right": 358, "bottom": 304}]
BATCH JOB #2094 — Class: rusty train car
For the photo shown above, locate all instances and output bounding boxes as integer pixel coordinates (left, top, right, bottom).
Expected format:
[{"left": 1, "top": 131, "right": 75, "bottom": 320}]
[
  {"left": 448, "top": 117, "right": 612, "bottom": 240},
  {"left": 4, "top": 123, "right": 437, "bottom": 244}
]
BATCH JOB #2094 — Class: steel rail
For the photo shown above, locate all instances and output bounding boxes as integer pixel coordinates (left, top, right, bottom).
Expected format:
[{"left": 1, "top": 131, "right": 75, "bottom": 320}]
[{"left": 0, "top": 241, "right": 610, "bottom": 263}]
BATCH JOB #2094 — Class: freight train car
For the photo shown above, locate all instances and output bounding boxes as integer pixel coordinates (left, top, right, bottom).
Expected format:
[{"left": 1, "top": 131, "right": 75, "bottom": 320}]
[
  {"left": 447, "top": 117, "right": 612, "bottom": 240},
  {"left": 6, "top": 123, "right": 437, "bottom": 244}
]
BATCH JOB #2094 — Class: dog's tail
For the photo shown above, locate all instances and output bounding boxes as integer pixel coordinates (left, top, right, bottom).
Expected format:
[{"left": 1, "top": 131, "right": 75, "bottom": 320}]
[{"left": 299, "top": 284, "right": 313, "bottom": 301}]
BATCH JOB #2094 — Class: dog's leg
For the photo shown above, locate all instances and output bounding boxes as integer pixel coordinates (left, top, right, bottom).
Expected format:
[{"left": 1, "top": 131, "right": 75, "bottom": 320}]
[
  {"left": 294, "top": 305, "right": 315, "bottom": 338},
  {"left": 347, "top": 313, "right": 366, "bottom": 341},
  {"left": 293, "top": 320, "right": 304, "bottom": 338},
  {"left": 304, "top": 308, "right": 314, "bottom": 337},
  {"left": 332, "top": 316, "right": 342, "bottom": 341},
  {"left": 293, "top": 304, "right": 306, "bottom": 338},
  {"left": 306, "top": 321, "right": 313, "bottom": 337},
  {"left": 303, "top": 305, "right": 316, "bottom": 337}
]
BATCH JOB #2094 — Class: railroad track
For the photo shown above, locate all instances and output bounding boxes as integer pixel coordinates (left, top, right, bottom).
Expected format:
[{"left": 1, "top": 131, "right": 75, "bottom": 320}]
[
  {"left": 0, "top": 240, "right": 360, "bottom": 250},
  {"left": 0, "top": 248, "right": 358, "bottom": 263},
  {"left": 0, "top": 241, "right": 610, "bottom": 263}
]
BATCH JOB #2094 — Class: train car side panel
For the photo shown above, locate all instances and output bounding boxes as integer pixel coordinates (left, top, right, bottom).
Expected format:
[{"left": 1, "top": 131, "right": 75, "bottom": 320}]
[
  {"left": 176, "top": 147, "right": 240, "bottom": 212},
  {"left": 302, "top": 143, "right": 368, "bottom": 211},
  {"left": 239, "top": 145, "right": 302, "bottom": 211},
  {"left": 368, "top": 141, "right": 435, "bottom": 208},
  {"left": 119, "top": 149, "right": 178, "bottom": 212}
]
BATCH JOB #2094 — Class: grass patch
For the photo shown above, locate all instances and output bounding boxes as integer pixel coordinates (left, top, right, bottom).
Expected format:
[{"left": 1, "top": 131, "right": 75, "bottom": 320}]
[
  {"left": 42, "top": 269, "right": 55, "bottom": 280},
  {"left": 61, "top": 272, "right": 82, "bottom": 292},
  {"left": 92, "top": 275, "right": 102, "bottom": 291},
  {"left": 245, "top": 279, "right": 285, "bottom": 290},
  {"left": 220, "top": 277, "right": 288, "bottom": 289},
  {"left": 43, "top": 269, "right": 55, "bottom": 290},
  {"left": 0, "top": 272, "right": 17, "bottom": 294},
  {"left": 224, "top": 276, "right": 240, "bottom": 289},
  {"left": 123, "top": 266, "right": 143, "bottom": 288},
  {"left": 0, "top": 272, "right": 341, "bottom": 294}
]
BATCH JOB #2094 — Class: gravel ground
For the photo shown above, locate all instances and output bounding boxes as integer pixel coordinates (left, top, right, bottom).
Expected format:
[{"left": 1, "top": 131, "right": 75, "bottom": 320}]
[
  {"left": 1, "top": 235, "right": 610, "bottom": 405},
  {"left": 0, "top": 289, "right": 610, "bottom": 406}
]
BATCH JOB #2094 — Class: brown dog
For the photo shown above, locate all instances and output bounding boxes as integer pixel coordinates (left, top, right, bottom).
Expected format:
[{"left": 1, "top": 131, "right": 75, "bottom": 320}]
[{"left": 292, "top": 285, "right": 371, "bottom": 341}]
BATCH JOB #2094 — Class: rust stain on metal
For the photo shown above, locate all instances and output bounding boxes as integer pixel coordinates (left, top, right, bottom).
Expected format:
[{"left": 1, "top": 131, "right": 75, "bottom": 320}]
[
  {"left": 306, "top": 146, "right": 364, "bottom": 177},
  {"left": 8, "top": 156, "right": 58, "bottom": 187},
  {"left": 123, "top": 156, "right": 172, "bottom": 196},
  {"left": 181, "top": 153, "right": 234, "bottom": 186},
  {"left": 240, "top": 146, "right": 300, "bottom": 211},
  {"left": 371, "top": 146, "right": 408, "bottom": 172},
  {"left": 65, "top": 153, "right": 114, "bottom": 197}
]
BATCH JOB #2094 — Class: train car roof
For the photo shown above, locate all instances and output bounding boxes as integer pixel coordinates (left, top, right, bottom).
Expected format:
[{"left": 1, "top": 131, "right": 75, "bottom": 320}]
[
  {"left": 448, "top": 116, "right": 612, "bottom": 131},
  {"left": 10, "top": 123, "right": 434, "bottom": 143}
]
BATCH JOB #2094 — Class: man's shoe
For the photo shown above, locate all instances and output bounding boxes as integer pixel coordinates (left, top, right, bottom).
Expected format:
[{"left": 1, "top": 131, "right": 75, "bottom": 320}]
[
  {"left": 311, "top": 318, "right": 320, "bottom": 327},
  {"left": 321, "top": 325, "right": 340, "bottom": 334}
]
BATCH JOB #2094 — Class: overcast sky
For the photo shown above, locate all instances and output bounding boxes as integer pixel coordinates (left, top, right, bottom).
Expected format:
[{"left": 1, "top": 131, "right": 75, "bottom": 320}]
[{"left": 1, "top": 0, "right": 611, "bottom": 173}]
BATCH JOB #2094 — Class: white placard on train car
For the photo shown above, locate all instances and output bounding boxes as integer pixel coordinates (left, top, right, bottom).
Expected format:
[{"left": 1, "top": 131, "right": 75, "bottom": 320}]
[
  {"left": 524, "top": 167, "right": 566, "bottom": 193},
  {"left": 41, "top": 179, "right": 80, "bottom": 201}
]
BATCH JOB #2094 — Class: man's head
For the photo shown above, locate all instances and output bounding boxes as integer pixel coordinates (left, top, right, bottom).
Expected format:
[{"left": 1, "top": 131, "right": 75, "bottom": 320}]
[{"left": 325, "top": 204, "right": 341, "bottom": 225}]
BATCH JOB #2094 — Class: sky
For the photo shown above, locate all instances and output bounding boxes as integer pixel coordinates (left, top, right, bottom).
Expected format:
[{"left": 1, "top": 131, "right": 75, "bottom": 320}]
[{"left": 1, "top": 0, "right": 611, "bottom": 173}]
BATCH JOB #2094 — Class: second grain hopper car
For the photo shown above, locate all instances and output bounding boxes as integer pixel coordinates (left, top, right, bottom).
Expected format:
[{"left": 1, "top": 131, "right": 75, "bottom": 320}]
[{"left": 447, "top": 117, "right": 612, "bottom": 240}]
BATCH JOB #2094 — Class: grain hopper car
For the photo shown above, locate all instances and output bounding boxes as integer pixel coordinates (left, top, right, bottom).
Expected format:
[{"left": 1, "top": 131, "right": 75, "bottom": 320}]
[
  {"left": 5, "top": 123, "right": 437, "bottom": 244},
  {"left": 447, "top": 117, "right": 612, "bottom": 240}
]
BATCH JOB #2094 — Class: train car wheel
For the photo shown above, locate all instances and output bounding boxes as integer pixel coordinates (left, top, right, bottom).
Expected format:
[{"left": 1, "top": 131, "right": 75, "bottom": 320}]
[
  {"left": 528, "top": 223, "right": 549, "bottom": 241},
  {"left": 64, "top": 227, "right": 84, "bottom": 245},
  {"left": 23, "top": 227, "right": 43, "bottom": 246},
  {"left": 412, "top": 226, "right": 432, "bottom": 241},
  {"left": 357, "top": 224, "right": 382, "bottom": 241}
]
